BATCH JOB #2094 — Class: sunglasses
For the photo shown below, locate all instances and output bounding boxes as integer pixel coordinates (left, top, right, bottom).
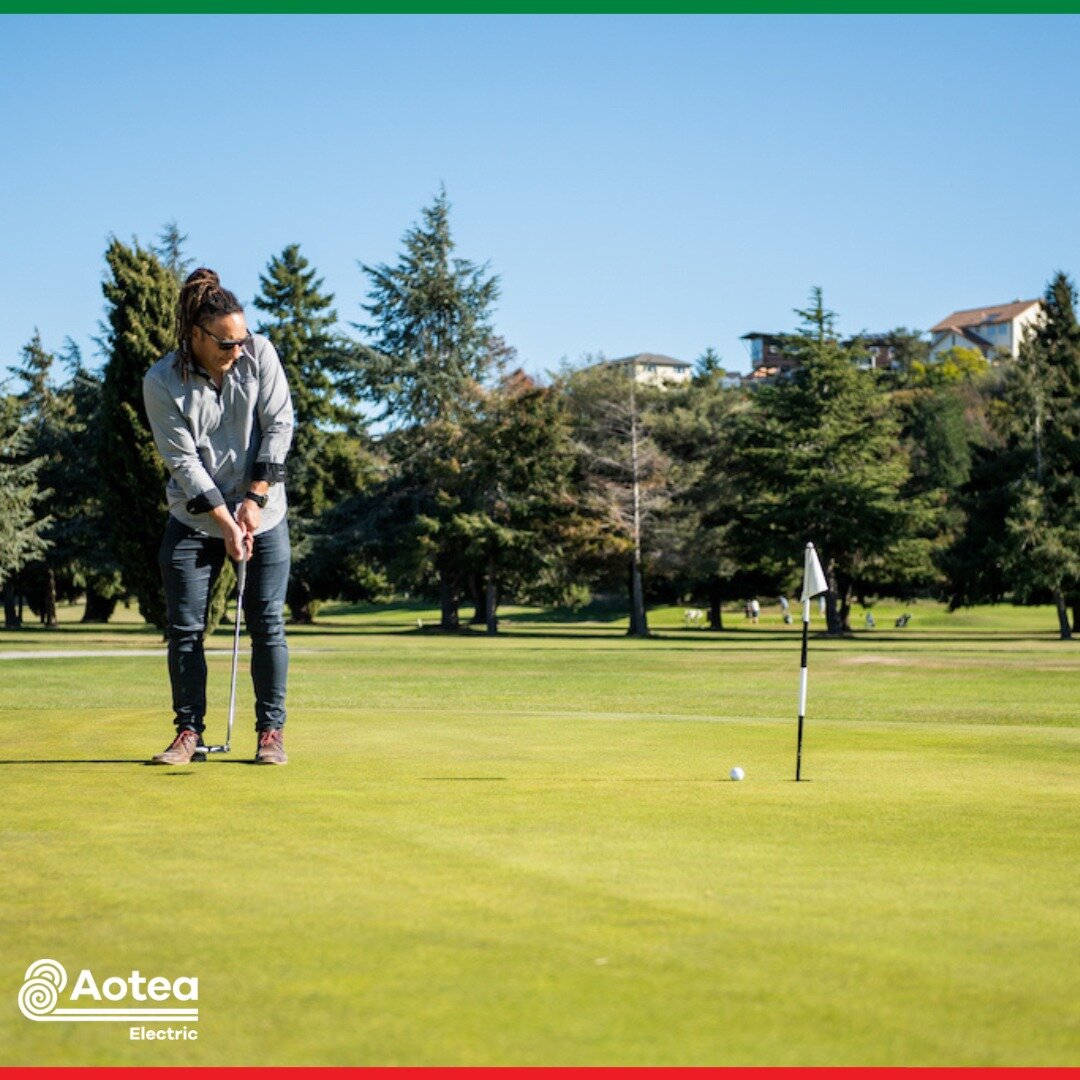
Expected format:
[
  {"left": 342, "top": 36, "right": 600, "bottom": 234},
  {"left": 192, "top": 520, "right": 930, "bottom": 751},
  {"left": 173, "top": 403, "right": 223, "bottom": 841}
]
[{"left": 199, "top": 325, "right": 251, "bottom": 352}]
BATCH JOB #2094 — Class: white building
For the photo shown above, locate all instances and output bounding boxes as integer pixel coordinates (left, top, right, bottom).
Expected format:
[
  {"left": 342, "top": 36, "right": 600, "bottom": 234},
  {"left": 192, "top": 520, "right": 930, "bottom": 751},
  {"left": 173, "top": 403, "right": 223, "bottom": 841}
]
[
  {"left": 606, "top": 352, "right": 693, "bottom": 387},
  {"left": 929, "top": 299, "right": 1043, "bottom": 361}
]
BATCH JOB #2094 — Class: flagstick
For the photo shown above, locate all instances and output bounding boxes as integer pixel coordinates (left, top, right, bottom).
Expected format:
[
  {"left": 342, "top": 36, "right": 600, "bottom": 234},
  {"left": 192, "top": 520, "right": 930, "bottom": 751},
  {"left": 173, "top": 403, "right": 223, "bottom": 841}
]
[
  {"left": 796, "top": 541, "right": 827, "bottom": 783},
  {"left": 796, "top": 595, "right": 810, "bottom": 781}
]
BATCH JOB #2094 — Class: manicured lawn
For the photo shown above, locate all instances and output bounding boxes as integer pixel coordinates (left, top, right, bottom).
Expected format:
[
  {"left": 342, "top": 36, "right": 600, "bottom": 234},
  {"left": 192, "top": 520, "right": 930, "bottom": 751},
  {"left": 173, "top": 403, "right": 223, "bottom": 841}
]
[{"left": 1, "top": 600, "right": 1077, "bottom": 1065}]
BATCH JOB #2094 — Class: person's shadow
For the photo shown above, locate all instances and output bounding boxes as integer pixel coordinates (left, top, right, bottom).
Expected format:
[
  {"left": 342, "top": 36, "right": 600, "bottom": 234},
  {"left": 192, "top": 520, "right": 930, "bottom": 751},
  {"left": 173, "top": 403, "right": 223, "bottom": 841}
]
[{"left": 0, "top": 758, "right": 257, "bottom": 767}]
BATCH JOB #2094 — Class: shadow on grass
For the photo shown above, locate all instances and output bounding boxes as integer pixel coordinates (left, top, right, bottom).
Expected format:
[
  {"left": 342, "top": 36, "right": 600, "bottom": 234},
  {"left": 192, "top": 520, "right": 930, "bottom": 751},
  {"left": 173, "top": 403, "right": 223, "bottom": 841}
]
[
  {"left": 0, "top": 758, "right": 261, "bottom": 767},
  {"left": 0, "top": 758, "right": 151, "bottom": 766}
]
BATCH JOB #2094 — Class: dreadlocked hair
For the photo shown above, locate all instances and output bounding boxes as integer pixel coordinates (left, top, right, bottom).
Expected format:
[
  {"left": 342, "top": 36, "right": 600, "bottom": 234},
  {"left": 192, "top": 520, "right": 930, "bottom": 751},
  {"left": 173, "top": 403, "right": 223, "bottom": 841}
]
[{"left": 175, "top": 268, "right": 244, "bottom": 380}]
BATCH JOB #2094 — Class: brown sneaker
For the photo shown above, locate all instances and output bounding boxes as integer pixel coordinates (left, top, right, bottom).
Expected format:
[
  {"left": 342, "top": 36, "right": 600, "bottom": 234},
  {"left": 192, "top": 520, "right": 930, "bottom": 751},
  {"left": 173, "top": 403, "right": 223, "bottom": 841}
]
[
  {"left": 151, "top": 729, "right": 200, "bottom": 765},
  {"left": 255, "top": 729, "right": 287, "bottom": 765}
]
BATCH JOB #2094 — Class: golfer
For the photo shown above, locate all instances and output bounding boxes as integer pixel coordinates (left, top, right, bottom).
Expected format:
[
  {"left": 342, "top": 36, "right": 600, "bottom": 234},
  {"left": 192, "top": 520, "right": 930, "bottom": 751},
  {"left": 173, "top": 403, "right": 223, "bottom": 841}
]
[{"left": 143, "top": 268, "right": 294, "bottom": 765}]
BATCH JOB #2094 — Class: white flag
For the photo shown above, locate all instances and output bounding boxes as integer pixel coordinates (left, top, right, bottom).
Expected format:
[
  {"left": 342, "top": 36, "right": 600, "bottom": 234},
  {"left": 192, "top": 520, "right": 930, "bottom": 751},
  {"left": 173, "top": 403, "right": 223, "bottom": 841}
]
[{"left": 801, "top": 542, "right": 828, "bottom": 602}]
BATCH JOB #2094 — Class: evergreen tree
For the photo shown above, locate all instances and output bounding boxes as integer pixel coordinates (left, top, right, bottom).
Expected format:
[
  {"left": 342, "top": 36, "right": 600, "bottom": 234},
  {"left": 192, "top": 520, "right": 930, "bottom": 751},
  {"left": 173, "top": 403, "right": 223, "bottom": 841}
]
[
  {"left": 154, "top": 220, "right": 192, "bottom": 284},
  {"left": 693, "top": 347, "right": 724, "bottom": 380},
  {"left": 97, "top": 238, "right": 178, "bottom": 629},
  {"left": 650, "top": 369, "right": 764, "bottom": 629},
  {"left": 14, "top": 332, "right": 66, "bottom": 625},
  {"left": 730, "top": 288, "right": 925, "bottom": 633},
  {"left": 943, "top": 439, "right": 1019, "bottom": 614},
  {"left": 353, "top": 188, "right": 505, "bottom": 426},
  {"left": 449, "top": 374, "right": 578, "bottom": 633},
  {"left": 253, "top": 243, "right": 374, "bottom": 622},
  {"left": 62, "top": 349, "right": 125, "bottom": 622},
  {"left": 0, "top": 397, "right": 52, "bottom": 629},
  {"left": 882, "top": 327, "right": 929, "bottom": 380},
  {"left": 353, "top": 190, "right": 509, "bottom": 629},
  {"left": 1000, "top": 271, "right": 1080, "bottom": 638},
  {"left": 893, "top": 381, "right": 982, "bottom": 601}
]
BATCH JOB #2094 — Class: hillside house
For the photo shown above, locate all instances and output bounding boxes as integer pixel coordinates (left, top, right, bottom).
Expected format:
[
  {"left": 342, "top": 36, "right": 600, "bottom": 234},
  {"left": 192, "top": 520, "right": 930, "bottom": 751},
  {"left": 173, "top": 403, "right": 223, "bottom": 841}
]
[
  {"left": 929, "top": 299, "right": 1042, "bottom": 361},
  {"left": 740, "top": 332, "right": 797, "bottom": 380},
  {"left": 606, "top": 353, "right": 693, "bottom": 387}
]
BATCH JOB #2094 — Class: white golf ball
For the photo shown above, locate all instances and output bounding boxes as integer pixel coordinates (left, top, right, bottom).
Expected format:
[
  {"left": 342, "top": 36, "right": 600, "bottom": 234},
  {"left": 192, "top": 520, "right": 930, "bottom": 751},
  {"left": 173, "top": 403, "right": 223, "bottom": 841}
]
[{"left": 730, "top": 767, "right": 745, "bottom": 781}]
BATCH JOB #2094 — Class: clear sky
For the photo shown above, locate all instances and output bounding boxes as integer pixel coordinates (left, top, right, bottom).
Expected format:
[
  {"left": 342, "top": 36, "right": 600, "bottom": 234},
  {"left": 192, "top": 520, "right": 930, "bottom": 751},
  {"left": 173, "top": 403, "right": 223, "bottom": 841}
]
[{"left": 2, "top": 13, "right": 1079, "bottom": 386}]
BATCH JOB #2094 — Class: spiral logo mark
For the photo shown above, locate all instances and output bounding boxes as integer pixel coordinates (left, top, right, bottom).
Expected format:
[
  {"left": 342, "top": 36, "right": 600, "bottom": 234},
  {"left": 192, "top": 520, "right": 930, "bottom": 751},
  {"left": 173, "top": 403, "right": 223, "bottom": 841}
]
[{"left": 19, "top": 959, "right": 67, "bottom": 1020}]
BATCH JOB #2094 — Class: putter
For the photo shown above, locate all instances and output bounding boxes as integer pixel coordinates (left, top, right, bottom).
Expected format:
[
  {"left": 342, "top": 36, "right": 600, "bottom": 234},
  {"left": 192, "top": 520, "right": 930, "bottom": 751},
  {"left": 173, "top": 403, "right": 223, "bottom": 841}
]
[{"left": 198, "top": 555, "right": 247, "bottom": 757}]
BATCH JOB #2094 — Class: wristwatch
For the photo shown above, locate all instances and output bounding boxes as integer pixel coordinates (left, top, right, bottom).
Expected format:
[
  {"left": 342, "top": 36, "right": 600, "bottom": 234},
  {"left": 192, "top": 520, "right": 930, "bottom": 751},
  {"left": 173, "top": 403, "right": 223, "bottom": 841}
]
[{"left": 244, "top": 490, "right": 268, "bottom": 509}]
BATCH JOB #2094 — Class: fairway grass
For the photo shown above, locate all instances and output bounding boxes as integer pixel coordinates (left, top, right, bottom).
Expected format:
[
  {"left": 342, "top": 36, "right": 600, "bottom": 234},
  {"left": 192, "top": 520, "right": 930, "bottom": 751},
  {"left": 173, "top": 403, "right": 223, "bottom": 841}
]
[{"left": 1, "top": 601, "right": 1077, "bottom": 1066}]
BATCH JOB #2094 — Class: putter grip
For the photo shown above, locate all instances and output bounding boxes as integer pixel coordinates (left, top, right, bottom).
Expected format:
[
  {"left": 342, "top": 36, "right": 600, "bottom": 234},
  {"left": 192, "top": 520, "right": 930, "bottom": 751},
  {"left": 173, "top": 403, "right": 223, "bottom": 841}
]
[{"left": 236, "top": 557, "right": 248, "bottom": 593}]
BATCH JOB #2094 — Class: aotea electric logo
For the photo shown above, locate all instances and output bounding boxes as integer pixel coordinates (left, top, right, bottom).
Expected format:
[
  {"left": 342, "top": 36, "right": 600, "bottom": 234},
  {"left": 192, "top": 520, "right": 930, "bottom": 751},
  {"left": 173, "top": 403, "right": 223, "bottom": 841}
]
[{"left": 19, "top": 959, "right": 199, "bottom": 1026}]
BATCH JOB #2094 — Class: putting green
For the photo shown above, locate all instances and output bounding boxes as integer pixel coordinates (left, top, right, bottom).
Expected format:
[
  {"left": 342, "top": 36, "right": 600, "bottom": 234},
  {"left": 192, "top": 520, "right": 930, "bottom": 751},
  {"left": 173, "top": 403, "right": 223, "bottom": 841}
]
[{"left": 1, "top": 600, "right": 1077, "bottom": 1065}]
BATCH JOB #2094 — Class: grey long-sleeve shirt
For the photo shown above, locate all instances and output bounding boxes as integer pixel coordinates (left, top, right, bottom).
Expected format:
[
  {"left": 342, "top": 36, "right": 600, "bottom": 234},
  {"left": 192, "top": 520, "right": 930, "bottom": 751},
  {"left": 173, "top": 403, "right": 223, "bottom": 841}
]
[{"left": 142, "top": 334, "right": 294, "bottom": 537}]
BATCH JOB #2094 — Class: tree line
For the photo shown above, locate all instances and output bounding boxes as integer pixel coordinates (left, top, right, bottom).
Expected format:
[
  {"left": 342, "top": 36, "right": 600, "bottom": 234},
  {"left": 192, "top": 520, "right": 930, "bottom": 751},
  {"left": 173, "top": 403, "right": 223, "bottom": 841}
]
[{"left": 2, "top": 194, "right": 1079, "bottom": 639}]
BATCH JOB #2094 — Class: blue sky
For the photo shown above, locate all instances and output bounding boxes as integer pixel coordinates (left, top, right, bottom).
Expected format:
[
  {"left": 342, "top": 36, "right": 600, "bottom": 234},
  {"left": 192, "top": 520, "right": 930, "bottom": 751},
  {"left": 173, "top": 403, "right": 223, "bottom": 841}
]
[{"left": 2, "top": 13, "right": 1079, "bottom": 386}]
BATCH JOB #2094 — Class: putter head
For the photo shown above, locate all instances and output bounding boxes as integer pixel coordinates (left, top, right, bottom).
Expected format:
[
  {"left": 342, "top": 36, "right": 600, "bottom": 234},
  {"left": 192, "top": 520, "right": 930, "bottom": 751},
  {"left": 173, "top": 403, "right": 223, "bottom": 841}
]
[{"left": 196, "top": 744, "right": 230, "bottom": 756}]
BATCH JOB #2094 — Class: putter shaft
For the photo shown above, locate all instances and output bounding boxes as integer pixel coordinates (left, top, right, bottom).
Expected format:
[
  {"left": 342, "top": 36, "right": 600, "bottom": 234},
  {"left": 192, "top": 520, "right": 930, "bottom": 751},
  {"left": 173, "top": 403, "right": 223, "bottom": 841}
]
[{"left": 223, "top": 557, "right": 248, "bottom": 753}]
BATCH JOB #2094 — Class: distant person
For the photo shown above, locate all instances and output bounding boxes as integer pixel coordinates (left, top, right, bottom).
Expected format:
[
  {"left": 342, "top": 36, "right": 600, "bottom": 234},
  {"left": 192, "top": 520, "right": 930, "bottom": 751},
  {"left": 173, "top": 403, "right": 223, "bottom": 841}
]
[
  {"left": 142, "top": 269, "right": 295, "bottom": 766},
  {"left": 779, "top": 595, "right": 792, "bottom": 625},
  {"left": 865, "top": 611, "right": 876, "bottom": 629},
  {"left": 749, "top": 598, "right": 760, "bottom": 625}
]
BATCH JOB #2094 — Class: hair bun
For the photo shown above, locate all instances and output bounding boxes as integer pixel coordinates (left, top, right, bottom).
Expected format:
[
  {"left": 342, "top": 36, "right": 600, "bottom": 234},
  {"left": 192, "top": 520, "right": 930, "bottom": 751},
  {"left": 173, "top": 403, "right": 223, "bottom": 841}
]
[{"left": 184, "top": 267, "right": 220, "bottom": 289}]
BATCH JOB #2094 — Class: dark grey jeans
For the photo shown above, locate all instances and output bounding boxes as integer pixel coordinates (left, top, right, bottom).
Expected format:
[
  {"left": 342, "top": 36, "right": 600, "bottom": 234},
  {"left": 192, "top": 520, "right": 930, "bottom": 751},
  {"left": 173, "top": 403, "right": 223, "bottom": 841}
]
[{"left": 158, "top": 515, "right": 290, "bottom": 734}]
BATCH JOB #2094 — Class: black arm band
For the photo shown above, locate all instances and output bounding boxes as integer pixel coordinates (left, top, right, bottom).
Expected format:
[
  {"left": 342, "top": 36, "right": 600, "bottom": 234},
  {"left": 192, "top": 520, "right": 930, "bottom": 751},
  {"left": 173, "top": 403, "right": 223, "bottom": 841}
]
[
  {"left": 186, "top": 488, "right": 225, "bottom": 514},
  {"left": 252, "top": 462, "right": 286, "bottom": 484}
]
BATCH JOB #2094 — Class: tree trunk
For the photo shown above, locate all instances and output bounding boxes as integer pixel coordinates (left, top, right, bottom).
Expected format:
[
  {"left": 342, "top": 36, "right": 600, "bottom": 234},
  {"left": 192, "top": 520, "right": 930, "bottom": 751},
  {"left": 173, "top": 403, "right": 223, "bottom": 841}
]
[
  {"left": 627, "top": 555, "right": 649, "bottom": 637},
  {"left": 823, "top": 569, "right": 843, "bottom": 634},
  {"left": 708, "top": 582, "right": 724, "bottom": 631},
  {"left": 287, "top": 576, "right": 316, "bottom": 625},
  {"left": 1054, "top": 593, "right": 1072, "bottom": 641},
  {"left": 82, "top": 585, "right": 118, "bottom": 624},
  {"left": 469, "top": 574, "right": 486, "bottom": 625},
  {"left": 485, "top": 555, "right": 498, "bottom": 636},
  {"left": 823, "top": 592, "right": 839, "bottom": 635},
  {"left": 41, "top": 567, "right": 58, "bottom": 628},
  {"left": 3, "top": 578, "right": 22, "bottom": 629},
  {"left": 1071, "top": 599, "right": 1080, "bottom": 635},
  {"left": 838, "top": 590, "right": 853, "bottom": 635},
  {"left": 439, "top": 568, "right": 460, "bottom": 631}
]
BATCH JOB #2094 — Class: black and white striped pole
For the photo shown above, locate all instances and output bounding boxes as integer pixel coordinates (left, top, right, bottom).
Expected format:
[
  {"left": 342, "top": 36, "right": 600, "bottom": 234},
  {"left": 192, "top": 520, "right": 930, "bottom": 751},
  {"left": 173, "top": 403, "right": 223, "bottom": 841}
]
[{"left": 796, "top": 542, "right": 829, "bottom": 782}]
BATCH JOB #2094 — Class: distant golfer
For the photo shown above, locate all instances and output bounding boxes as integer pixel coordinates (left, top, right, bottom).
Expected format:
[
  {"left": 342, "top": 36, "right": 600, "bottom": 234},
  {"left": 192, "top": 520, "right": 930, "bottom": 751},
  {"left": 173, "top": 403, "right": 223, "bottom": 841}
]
[{"left": 142, "top": 268, "right": 294, "bottom": 765}]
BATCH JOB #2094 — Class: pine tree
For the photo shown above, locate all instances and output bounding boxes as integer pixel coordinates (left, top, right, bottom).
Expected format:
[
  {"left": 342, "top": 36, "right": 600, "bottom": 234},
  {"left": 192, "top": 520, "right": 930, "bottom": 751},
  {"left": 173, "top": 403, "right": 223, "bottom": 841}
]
[
  {"left": 98, "top": 238, "right": 178, "bottom": 629},
  {"left": 0, "top": 397, "right": 52, "bottom": 629},
  {"left": 63, "top": 350, "right": 125, "bottom": 623},
  {"left": 693, "top": 347, "right": 724, "bottom": 380},
  {"left": 154, "top": 220, "right": 192, "bottom": 284},
  {"left": 730, "top": 288, "right": 924, "bottom": 633},
  {"left": 354, "top": 188, "right": 504, "bottom": 426},
  {"left": 254, "top": 243, "right": 373, "bottom": 622},
  {"left": 353, "top": 190, "right": 508, "bottom": 629},
  {"left": 1000, "top": 271, "right": 1080, "bottom": 638},
  {"left": 449, "top": 375, "right": 577, "bottom": 633},
  {"left": 14, "top": 332, "right": 66, "bottom": 625}
]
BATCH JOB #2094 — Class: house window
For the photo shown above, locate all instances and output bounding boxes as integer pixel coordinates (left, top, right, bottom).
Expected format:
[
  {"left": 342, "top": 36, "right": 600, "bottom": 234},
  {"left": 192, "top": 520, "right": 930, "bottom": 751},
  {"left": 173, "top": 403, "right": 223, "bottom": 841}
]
[{"left": 750, "top": 340, "right": 762, "bottom": 362}]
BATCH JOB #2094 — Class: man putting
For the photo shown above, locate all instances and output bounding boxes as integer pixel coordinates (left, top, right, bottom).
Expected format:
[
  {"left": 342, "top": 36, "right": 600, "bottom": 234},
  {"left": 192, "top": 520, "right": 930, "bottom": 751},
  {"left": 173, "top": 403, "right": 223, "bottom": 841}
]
[{"left": 143, "top": 268, "right": 294, "bottom": 765}]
